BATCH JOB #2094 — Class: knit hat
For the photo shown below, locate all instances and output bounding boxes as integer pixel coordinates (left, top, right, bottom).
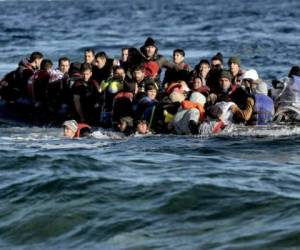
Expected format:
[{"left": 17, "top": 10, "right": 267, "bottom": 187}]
[
  {"left": 219, "top": 70, "right": 232, "bottom": 81},
  {"left": 243, "top": 69, "right": 259, "bottom": 81},
  {"left": 144, "top": 37, "right": 157, "bottom": 47},
  {"left": 63, "top": 120, "right": 78, "bottom": 133},
  {"left": 228, "top": 56, "right": 241, "bottom": 67}
]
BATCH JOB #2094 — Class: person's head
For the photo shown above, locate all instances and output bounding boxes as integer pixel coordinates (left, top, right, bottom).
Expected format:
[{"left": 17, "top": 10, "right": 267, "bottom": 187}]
[
  {"left": 133, "top": 65, "right": 145, "bottom": 83},
  {"left": 207, "top": 105, "right": 223, "bottom": 120},
  {"left": 198, "top": 59, "right": 210, "bottom": 77},
  {"left": 219, "top": 70, "right": 232, "bottom": 91},
  {"left": 228, "top": 56, "right": 241, "bottom": 76},
  {"left": 29, "top": 51, "right": 44, "bottom": 69},
  {"left": 40, "top": 59, "right": 53, "bottom": 72},
  {"left": 113, "top": 66, "right": 126, "bottom": 80},
  {"left": 136, "top": 120, "right": 149, "bottom": 134},
  {"left": 118, "top": 116, "right": 134, "bottom": 133},
  {"left": 123, "top": 81, "right": 137, "bottom": 94},
  {"left": 145, "top": 82, "right": 158, "bottom": 100},
  {"left": 80, "top": 63, "right": 93, "bottom": 81},
  {"left": 95, "top": 51, "right": 107, "bottom": 69},
  {"left": 58, "top": 57, "right": 70, "bottom": 74},
  {"left": 173, "top": 49, "right": 185, "bottom": 65},
  {"left": 121, "top": 48, "right": 129, "bottom": 62},
  {"left": 242, "top": 69, "right": 260, "bottom": 93},
  {"left": 191, "top": 77, "right": 204, "bottom": 90},
  {"left": 84, "top": 48, "right": 95, "bottom": 64},
  {"left": 144, "top": 37, "right": 157, "bottom": 58},
  {"left": 210, "top": 52, "right": 223, "bottom": 71},
  {"left": 288, "top": 65, "right": 300, "bottom": 78},
  {"left": 63, "top": 120, "right": 78, "bottom": 138}
]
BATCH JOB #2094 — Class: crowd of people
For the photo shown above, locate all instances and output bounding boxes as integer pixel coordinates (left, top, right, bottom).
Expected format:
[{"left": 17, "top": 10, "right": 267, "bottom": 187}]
[{"left": 1, "top": 37, "right": 300, "bottom": 138}]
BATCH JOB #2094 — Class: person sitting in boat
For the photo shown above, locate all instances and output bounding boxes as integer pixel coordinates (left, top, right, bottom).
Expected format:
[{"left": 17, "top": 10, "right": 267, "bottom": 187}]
[
  {"left": 0, "top": 51, "right": 44, "bottom": 102},
  {"left": 189, "top": 75, "right": 210, "bottom": 97},
  {"left": 242, "top": 69, "right": 274, "bottom": 125},
  {"left": 98, "top": 66, "right": 125, "bottom": 127},
  {"left": 134, "top": 82, "right": 159, "bottom": 123},
  {"left": 140, "top": 37, "right": 177, "bottom": 85},
  {"left": 199, "top": 101, "right": 235, "bottom": 135},
  {"left": 27, "top": 59, "right": 53, "bottom": 117},
  {"left": 72, "top": 63, "right": 101, "bottom": 125},
  {"left": 92, "top": 51, "right": 114, "bottom": 84},
  {"left": 206, "top": 52, "right": 224, "bottom": 93},
  {"left": 163, "top": 48, "right": 192, "bottom": 88},
  {"left": 58, "top": 57, "right": 71, "bottom": 76},
  {"left": 84, "top": 48, "right": 96, "bottom": 65},
  {"left": 272, "top": 65, "right": 300, "bottom": 122},
  {"left": 190, "top": 59, "right": 211, "bottom": 87},
  {"left": 170, "top": 91, "right": 206, "bottom": 135},
  {"left": 112, "top": 81, "right": 136, "bottom": 128},
  {"left": 131, "top": 65, "right": 154, "bottom": 96},
  {"left": 228, "top": 56, "right": 244, "bottom": 86},
  {"left": 207, "top": 70, "right": 254, "bottom": 124},
  {"left": 46, "top": 57, "right": 71, "bottom": 120},
  {"left": 63, "top": 119, "right": 92, "bottom": 138}
]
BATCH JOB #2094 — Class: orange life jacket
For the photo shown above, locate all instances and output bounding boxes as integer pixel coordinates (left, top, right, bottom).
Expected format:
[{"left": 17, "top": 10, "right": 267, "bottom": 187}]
[{"left": 181, "top": 100, "right": 206, "bottom": 123}]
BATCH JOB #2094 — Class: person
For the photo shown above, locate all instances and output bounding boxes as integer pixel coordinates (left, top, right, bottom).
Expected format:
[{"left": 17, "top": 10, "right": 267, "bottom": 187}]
[
  {"left": 0, "top": 51, "right": 44, "bottom": 102},
  {"left": 189, "top": 76, "right": 210, "bottom": 97},
  {"left": 27, "top": 59, "right": 53, "bottom": 111},
  {"left": 72, "top": 63, "right": 101, "bottom": 124},
  {"left": 98, "top": 66, "right": 126, "bottom": 127},
  {"left": 206, "top": 52, "right": 224, "bottom": 93},
  {"left": 207, "top": 70, "right": 254, "bottom": 124},
  {"left": 228, "top": 56, "right": 244, "bottom": 86},
  {"left": 135, "top": 119, "right": 151, "bottom": 135},
  {"left": 84, "top": 48, "right": 96, "bottom": 65},
  {"left": 163, "top": 48, "right": 191, "bottom": 87},
  {"left": 92, "top": 51, "right": 114, "bottom": 84},
  {"left": 140, "top": 37, "right": 177, "bottom": 83},
  {"left": 135, "top": 82, "right": 159, "bottom": 122},
  {"left": 63, "top": 119, "right": 92, "bottom": 138},
  {"left": 112, "top": 81, "right": 136, "bottom": 126},
  {"left": 118, "top": 47, "right": 129, "bottom": 69},
  {"left": 272, "top": 65, "right": 300, "bottom": 122},
  {"left": 58, "top": 57, "right": 71, "bottom": 75},
  {"left": 170, "top": 92, "right": 206, "bottom": 135},
  {"left": 117, "top": 116, "right": 134, "bottom": 136},
  {"left": 46, "top": 57, "right": 71, "bottom": 119},
  {"left": 242, "top": 69, "right": 274, "bottom": 125},
  {"left": 191, "top": 59, "right": 211, "bottom": 86}
]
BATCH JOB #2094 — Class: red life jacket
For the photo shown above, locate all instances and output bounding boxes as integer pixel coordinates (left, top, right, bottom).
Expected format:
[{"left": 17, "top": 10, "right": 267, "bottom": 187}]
[
  {"left": 114, "top": 91, "right": 133, "bottom": 101},
  {"left": 144, "top": 61, "right": 160, "bottom": 78},
  {"left": 27, "top": 70, "right": 49, "bottom": 101},
  {"left": 75, "top": 123, "right": 92, "bottom": 138}
]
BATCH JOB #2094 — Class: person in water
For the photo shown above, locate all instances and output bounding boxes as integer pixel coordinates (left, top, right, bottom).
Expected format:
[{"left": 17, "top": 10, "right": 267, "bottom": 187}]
[
  {"left": 135, "top": 119, "right": 151, "bottom": 135},
  {"left": 63, "top": 119, "right": 92, "bottom": 138}
]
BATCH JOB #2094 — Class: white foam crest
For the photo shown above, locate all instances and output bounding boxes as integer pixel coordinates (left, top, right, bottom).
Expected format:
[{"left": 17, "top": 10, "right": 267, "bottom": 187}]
[{"left": 222, "top": 124, "right": 300, "bottom": 137}]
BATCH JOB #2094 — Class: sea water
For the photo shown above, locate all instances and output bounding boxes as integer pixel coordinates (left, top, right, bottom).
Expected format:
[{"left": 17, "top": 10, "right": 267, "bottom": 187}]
[{"left": 1, "top": 0, "right": 300, "bottom": 249}]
